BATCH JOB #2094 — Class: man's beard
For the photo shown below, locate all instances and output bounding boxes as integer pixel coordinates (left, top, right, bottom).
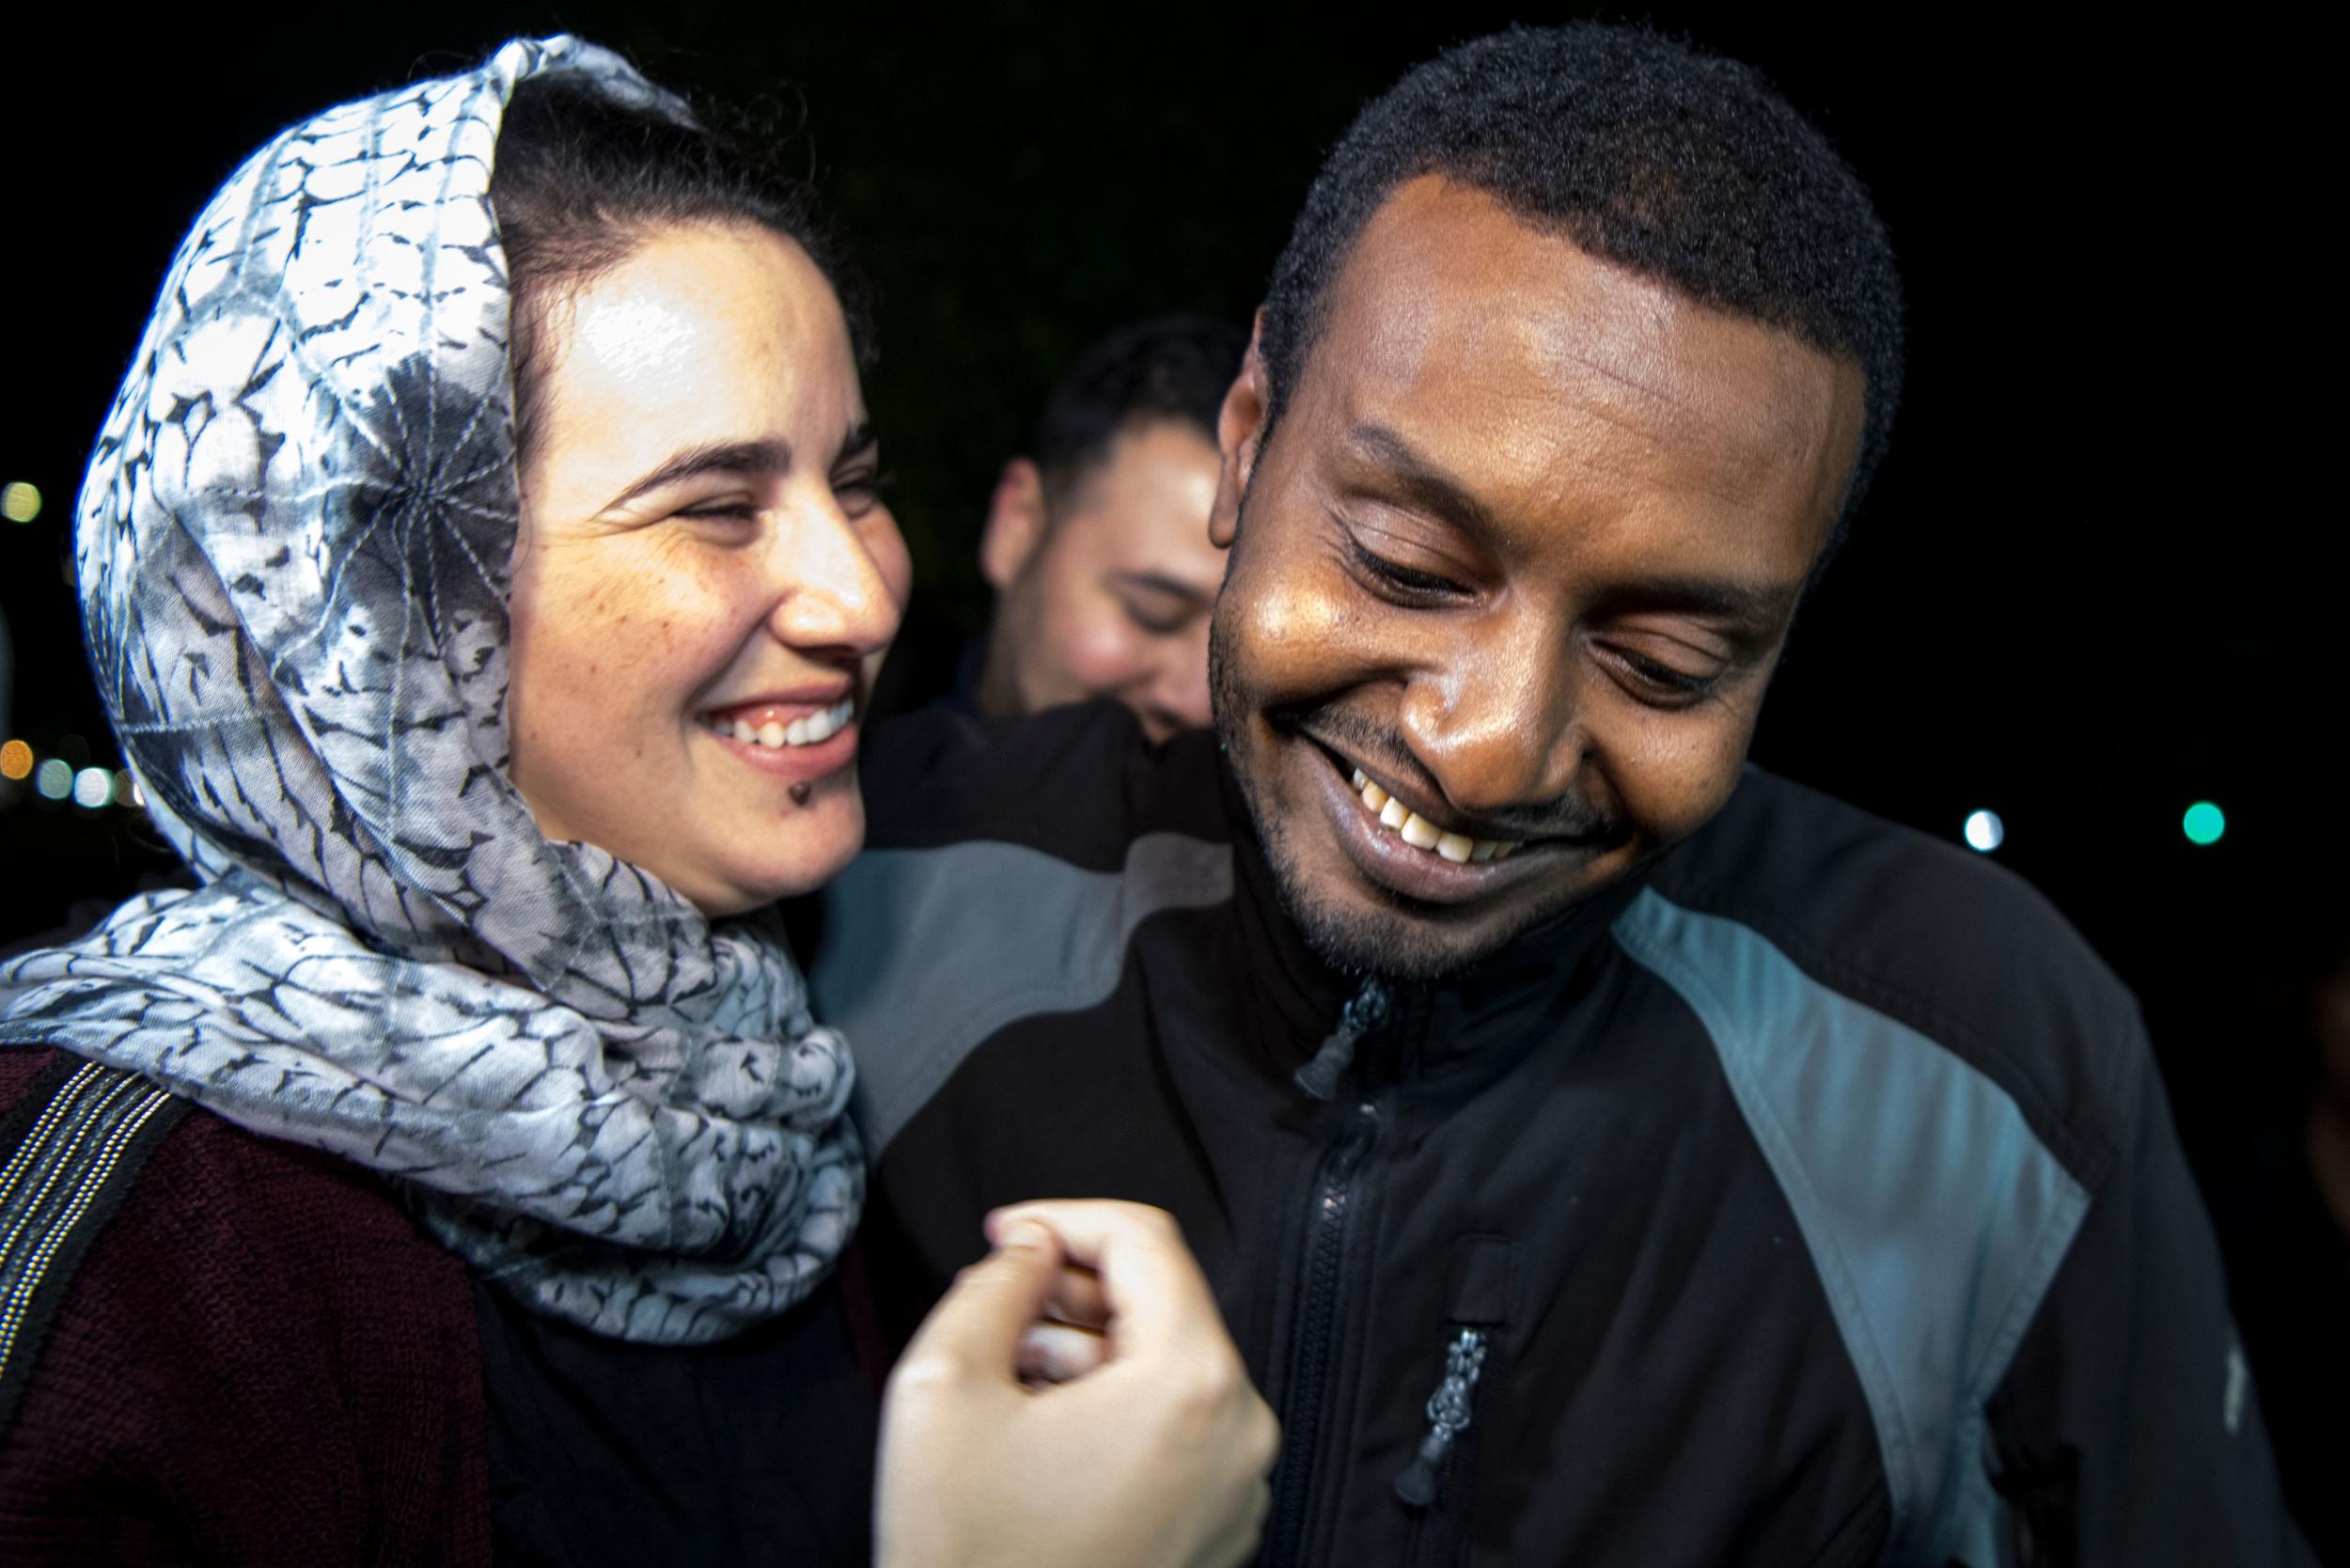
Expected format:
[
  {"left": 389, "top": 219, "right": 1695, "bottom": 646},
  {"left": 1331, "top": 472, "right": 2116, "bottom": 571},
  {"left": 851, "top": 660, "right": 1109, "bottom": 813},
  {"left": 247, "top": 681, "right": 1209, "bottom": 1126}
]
[{"left": 1209, "top": 569, "right": 1624, "bottom": 983}]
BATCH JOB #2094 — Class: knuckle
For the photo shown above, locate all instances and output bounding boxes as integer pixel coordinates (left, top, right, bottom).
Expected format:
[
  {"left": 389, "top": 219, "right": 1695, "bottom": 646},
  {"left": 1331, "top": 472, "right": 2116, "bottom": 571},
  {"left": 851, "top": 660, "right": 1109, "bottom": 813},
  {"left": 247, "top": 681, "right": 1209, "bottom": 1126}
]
[
  {"left": 884, "top": 1348, "right": 967, "bottom": 1404},
  {"left": 1119, "top": 1201, "right": 1182, "bottom": 1239},
  {"left": 1167, "top": 1349, "right": 1248, "bottom": 1422},
  {"left": 943, "top": 1254, "right": 1024, "bottom": 1303},
  {"left": 1245, "top": 1403, "right": 1282, "bottom": 1468}
]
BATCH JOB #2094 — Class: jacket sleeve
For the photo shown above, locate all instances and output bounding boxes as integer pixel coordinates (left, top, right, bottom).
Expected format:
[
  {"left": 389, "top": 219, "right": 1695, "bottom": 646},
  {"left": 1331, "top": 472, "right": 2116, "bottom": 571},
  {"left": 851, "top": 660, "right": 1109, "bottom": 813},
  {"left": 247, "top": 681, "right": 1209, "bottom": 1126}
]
[{"left": 1984, "top": 1041, "right": 2316, "bottom": 1565}]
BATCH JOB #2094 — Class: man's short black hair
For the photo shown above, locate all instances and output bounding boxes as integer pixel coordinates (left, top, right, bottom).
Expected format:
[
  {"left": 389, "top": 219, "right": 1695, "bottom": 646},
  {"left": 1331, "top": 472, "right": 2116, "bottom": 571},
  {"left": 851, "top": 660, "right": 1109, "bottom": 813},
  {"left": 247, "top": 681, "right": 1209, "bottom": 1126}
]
[
  {"left": 1034, "top": 314, "right": 1248, "bottom": 511},
  {"left": 1260, "top": 24, "right": 1904, "bottom": 522}
]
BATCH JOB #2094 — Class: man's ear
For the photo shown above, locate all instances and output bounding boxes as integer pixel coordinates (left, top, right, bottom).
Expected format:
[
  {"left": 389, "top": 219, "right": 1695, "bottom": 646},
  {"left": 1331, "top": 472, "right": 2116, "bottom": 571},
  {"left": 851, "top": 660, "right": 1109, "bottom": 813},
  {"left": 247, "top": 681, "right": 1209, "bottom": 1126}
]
[
  {"left": 979, "top": 457, "right": 1048, "bottom": 590},
  {"left": 1209, "top": 311, "right": 1272, "bottom": 550}
]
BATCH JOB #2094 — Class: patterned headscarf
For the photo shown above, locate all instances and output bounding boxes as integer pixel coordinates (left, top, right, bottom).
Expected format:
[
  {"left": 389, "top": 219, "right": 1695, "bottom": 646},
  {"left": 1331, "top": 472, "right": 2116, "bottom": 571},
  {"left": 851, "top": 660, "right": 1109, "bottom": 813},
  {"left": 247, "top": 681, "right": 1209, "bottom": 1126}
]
[{"left": 0, "top": 37, "right": 863, "bottom": 1344}]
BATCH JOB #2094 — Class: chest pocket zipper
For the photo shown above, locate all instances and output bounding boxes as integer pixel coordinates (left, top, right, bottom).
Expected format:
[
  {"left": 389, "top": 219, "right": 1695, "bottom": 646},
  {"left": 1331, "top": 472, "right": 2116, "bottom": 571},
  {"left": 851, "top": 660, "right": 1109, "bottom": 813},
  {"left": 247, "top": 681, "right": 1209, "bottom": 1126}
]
[
  {"left": 1394, "top": 1232, "right": 1514, "bottom": 1563},
  {"left": 1394, "top": 1326, "right": 1489, "bottom": 1507}
]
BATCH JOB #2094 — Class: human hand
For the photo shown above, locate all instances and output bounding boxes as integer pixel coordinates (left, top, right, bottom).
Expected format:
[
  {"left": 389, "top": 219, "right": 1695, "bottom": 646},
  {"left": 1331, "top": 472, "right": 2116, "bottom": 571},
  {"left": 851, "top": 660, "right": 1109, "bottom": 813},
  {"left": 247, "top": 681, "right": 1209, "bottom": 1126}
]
[{"left": 874, "top": 1200, "right": 1278, "bottom": 1568}]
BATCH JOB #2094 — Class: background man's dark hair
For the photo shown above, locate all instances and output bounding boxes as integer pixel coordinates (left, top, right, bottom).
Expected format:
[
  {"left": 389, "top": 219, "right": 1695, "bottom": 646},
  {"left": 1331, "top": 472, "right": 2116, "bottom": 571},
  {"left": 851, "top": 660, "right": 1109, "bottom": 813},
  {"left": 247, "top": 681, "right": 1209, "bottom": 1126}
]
[
  {"left": 1259, "top": 24, "right": 1904, "bottom": 524},
  {"left": 1032, "top": 314, "right": 1248, "bottom": 513}
]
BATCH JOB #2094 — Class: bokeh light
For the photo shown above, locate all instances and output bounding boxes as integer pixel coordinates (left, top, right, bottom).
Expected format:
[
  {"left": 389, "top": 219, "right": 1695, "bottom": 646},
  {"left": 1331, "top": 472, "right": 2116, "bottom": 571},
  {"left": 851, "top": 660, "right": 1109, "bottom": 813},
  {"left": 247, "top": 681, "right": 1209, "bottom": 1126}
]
[
  {"left": 1962, "top": 809, "right": 2005, "bottom": 853},
  {"left": 0, "top": 739, "right": 31, "bottom": 781},
  {"left": 111, "top": 770, "right": 142, "bottom": 808},
  {"left": 0, "top": 481, "right": 39, "bottom": 525},
  {"left": 72, "top": 767, "right": 114, "bottom": 809},
  {"left": 2183, "top": 800, "right": 2226, "bottom": 847},
  {"left": 33, "top": 760, "right": 72, "bottom": 800}
]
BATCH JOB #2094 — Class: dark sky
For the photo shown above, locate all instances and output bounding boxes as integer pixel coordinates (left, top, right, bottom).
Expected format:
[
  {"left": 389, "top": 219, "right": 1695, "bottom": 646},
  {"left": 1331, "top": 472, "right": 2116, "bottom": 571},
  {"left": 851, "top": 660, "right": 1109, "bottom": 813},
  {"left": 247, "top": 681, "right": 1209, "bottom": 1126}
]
[{"left": 0, "top": 5, "right": 2333, "bottom": 1135}]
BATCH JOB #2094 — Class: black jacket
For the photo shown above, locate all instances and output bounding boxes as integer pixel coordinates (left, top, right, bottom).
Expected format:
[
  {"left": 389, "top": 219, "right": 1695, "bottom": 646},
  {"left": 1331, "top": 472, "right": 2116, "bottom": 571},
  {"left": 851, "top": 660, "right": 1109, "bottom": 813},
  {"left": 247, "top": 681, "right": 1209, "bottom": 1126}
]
[{"left": 807, "top": 703, "right": 2310, "bottom": 1566}]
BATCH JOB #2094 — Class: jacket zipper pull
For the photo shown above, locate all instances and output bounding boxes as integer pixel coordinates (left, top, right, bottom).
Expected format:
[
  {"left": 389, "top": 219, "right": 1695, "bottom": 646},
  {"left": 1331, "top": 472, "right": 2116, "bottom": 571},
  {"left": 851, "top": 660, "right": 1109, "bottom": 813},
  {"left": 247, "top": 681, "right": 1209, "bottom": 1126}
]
[
  {"left": 1294, "top": 978, "right": 1392, "bottom": 1099},
  {"left": 1393, "top": 1325, "right": 1489, "bottom": 1509}
]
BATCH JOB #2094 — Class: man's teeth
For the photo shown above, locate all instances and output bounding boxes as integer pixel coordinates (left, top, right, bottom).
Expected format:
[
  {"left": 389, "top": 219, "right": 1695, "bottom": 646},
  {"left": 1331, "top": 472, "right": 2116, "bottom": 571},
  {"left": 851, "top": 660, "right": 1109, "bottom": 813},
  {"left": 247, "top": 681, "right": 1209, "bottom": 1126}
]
[
  {"left": 1349, "top": 768, "right": 1519, "bottom": 864},
  {"left": 716, "top": 698, "right": 855, "bottom": 749}
]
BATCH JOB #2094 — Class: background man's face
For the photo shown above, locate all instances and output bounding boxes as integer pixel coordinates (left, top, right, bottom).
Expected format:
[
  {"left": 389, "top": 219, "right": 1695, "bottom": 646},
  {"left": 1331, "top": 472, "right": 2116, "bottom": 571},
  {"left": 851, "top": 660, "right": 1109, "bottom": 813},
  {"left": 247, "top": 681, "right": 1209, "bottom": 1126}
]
[
  {"left": 1210, "top": 176, "right": 1865, "bottom": 978},
  {"left": 980, "top": 420, "right": 1227, "bottom": 741}
]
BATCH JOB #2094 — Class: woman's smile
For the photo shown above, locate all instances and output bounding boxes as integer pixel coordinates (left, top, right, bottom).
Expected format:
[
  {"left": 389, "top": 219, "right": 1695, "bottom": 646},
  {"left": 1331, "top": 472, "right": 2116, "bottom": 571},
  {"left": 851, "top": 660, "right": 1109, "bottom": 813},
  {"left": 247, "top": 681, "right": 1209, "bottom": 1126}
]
[{"left": 697, "top": 694, "right": 862, "bottom": 778}]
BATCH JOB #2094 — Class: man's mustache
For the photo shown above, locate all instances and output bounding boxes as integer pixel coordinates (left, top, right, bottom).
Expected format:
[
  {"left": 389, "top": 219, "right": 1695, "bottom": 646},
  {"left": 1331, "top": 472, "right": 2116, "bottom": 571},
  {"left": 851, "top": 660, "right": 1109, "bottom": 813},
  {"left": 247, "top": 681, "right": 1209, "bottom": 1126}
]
[{"left": 1283, "top": 702, "right": 1629, "bottom": 847}]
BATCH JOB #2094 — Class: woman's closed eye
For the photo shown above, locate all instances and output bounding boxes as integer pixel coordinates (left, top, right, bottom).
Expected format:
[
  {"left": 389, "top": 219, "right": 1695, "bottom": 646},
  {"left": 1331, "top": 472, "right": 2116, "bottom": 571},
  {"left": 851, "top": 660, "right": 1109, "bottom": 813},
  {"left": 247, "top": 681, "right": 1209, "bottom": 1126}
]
[
  {"left": 669, "top": 494, "right": 765, "bottom": 542},
  {"left": 675, "top": 497, "right": 760, "bottom": 523}
]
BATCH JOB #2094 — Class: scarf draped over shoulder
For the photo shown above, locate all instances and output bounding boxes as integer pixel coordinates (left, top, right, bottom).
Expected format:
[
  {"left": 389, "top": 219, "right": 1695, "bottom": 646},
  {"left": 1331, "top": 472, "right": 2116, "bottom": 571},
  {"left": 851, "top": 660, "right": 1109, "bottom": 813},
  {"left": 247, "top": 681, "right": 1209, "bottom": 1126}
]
[{"left": 0, "top": 37, "right": 862, "bottom": 1345}]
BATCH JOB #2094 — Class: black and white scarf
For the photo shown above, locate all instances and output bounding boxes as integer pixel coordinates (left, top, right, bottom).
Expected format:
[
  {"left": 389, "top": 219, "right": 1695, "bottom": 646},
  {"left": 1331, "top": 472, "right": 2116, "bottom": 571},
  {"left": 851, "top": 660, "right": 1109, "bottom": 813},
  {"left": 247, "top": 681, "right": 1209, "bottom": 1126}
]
[{"left": 0, "top": 37, "right": 862, "bottom": 1345}]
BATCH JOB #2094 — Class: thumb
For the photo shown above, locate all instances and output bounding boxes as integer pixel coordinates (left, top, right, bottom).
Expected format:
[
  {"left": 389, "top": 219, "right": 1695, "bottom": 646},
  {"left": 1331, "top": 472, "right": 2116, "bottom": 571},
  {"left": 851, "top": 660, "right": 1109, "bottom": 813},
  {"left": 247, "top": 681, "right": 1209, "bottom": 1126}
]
[{"left": 896, "top": 1220, "right": 1062, "bottom": 1380}]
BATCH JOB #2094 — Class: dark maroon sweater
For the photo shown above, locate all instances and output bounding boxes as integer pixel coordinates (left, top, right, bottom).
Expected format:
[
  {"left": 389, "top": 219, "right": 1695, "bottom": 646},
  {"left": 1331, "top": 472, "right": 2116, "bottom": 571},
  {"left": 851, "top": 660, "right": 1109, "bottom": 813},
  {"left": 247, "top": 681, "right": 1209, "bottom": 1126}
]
[
  {"left": 0, "top": 1046, "right": 880, "bottom": 1567},
  {"left": 0, "top": 1046, "right": 491, "bottom": 1566}
]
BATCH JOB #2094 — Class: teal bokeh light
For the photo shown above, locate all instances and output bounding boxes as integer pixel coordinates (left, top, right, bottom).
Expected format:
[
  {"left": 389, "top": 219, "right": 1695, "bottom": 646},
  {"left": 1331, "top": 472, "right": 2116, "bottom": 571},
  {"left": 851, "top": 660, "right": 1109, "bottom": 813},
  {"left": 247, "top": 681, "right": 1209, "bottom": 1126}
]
[{"left": 2182, "top": 801, "right": 2226, "bottom": 846}]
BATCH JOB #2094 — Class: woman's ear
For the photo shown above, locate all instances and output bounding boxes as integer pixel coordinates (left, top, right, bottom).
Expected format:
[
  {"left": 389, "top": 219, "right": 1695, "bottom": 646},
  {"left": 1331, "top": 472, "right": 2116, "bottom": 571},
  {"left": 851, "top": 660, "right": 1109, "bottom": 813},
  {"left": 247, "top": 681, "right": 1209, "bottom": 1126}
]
[
  {"left": 979, "top": 457, "right": 1049, "bottom": 590},
  {"left": 1209, "top": 311, "right": 1272, "bottom": 550}
]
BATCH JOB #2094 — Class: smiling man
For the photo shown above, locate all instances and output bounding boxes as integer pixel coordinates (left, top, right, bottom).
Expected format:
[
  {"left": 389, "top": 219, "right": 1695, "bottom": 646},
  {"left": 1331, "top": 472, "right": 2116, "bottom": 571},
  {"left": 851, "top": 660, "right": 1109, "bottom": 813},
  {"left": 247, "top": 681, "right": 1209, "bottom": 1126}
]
[
  {"left": 809, "top": 24, "right": 2309, "bottom": 1566},
  {"left": 965, "top": 315, "right": 1246, "bottom": 740}
]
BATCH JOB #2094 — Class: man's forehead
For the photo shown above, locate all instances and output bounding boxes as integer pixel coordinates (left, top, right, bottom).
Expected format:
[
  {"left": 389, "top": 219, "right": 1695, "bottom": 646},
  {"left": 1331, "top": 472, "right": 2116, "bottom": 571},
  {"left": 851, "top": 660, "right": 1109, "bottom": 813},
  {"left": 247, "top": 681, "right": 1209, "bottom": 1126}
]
[
  {"left": 1307, "top": 174, "right": 1862, "bottom": 515},
  {"left": 1062, "top": 419, "right": 1225, "bottom": 548}
]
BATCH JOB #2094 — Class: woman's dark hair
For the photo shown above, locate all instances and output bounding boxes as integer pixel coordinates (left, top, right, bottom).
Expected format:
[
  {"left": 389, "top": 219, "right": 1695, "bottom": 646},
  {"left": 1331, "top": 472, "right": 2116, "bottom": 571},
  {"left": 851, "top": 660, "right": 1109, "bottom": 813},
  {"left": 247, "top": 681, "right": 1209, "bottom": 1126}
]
[{"left": 491, "top": 72, "right": 869, "bottom": 471}]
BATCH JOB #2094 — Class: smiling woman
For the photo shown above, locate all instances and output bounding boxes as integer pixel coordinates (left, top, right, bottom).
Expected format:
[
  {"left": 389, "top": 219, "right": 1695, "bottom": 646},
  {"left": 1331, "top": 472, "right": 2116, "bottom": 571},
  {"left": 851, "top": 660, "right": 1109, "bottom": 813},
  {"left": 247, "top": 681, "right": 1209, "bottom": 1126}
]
[
  {"left": 492, "top": 76, "right": 909, "bottom": 914},
  {"left": 0, "top": 37, "right": 1274, "bottom": 1568},
  {"left": 504, "top": 228, "right": 907, "bottom": 910}
]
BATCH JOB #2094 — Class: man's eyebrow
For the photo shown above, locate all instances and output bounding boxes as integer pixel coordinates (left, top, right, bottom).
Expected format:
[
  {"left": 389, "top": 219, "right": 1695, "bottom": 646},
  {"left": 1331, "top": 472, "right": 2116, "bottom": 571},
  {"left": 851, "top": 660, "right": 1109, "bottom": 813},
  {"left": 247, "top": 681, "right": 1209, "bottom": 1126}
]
[
  {"left": 1106, "top": 570, "right": 1214, "bottom": 605},
  {"left": 1340, "top": 421, "right": 1497, "bottom": 538},
  {"left": 608, "top": 439, "right": 791, "bottom": 510},
  {"left": 1603, "top": 573, "right": 1805, "bottom": 631}
]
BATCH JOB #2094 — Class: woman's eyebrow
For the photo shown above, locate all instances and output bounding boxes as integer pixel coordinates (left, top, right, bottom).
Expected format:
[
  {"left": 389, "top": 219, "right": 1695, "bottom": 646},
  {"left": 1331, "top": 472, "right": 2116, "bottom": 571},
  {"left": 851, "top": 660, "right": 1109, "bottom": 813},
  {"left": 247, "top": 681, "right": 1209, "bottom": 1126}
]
[
  {"left": 607, "top": 439, "right": 791, "bottom": 510},
  {"left": 834, "top": 420, "right": 876, "bottom": 465}
]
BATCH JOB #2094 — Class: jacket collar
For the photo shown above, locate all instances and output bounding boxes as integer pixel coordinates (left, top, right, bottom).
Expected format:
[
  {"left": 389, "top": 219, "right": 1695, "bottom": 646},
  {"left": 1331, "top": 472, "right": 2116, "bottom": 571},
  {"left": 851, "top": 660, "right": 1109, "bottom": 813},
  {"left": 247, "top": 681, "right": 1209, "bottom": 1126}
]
[{"left": 1215, "top": 751, "right": 1654, "bottom": 1083}]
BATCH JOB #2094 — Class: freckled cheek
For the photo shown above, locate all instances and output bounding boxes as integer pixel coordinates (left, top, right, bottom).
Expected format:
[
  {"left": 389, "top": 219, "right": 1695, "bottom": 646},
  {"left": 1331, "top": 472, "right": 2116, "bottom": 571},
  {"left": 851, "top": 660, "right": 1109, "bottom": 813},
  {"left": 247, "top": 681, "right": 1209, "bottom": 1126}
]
[{"left": 546, "top": 563, "right": 744, "bottom": 729}]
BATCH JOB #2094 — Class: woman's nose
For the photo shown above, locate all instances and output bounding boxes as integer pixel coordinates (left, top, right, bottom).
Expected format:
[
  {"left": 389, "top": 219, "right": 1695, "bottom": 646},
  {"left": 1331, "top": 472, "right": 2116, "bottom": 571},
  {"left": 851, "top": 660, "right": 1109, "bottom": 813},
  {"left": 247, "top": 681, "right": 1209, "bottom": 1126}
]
[{"left": 766, "top": 494, "right": 906, "bottom": 657}]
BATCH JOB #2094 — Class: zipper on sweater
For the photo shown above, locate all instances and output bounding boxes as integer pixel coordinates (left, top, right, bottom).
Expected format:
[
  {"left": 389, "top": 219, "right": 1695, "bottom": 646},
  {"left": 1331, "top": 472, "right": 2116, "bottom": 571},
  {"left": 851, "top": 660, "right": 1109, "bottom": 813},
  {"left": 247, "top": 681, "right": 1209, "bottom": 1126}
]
[
  {"left": 1259, "top": 979, "right": 1418, "bottom": 1566},
  {"left": 1259, "top": 1093, "right": 1382, "bottom": 1567}
]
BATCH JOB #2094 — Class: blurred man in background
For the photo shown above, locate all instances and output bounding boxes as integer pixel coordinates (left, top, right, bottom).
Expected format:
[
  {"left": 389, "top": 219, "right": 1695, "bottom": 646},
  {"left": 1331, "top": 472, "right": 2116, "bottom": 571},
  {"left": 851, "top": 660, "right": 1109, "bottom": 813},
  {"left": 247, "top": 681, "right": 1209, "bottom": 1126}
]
[{"left": 969, "top": 314, "right": 1245, "bottom": 741}]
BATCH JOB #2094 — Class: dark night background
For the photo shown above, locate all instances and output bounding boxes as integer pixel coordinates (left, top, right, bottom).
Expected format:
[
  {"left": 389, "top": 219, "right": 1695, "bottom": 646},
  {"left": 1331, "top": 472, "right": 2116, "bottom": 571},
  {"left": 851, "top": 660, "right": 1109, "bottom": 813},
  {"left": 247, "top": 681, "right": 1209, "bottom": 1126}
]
[{"left": 0, "top": 4, "right": 2341, "bottom": 1502}]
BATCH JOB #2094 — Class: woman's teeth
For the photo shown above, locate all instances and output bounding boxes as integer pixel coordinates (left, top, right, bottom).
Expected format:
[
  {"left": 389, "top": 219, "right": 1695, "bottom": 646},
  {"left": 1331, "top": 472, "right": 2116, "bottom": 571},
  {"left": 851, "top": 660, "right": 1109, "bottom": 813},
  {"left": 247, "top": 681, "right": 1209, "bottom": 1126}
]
[
  {"left": 1350, "top": 768, "right": 1519, "bottom": 865},
  {"left": 712, "top": 698, "right": 855, "bottom": 749}
]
